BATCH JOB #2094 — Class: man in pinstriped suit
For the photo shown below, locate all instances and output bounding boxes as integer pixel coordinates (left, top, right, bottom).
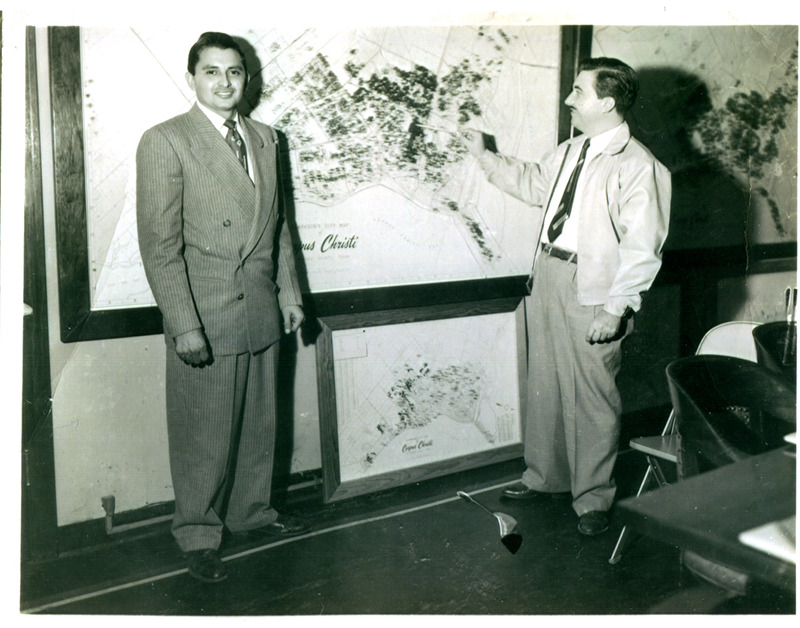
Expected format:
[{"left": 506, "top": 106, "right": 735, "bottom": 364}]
[{"left": 137, "top": 32, "right": 309, "bottom": 583}]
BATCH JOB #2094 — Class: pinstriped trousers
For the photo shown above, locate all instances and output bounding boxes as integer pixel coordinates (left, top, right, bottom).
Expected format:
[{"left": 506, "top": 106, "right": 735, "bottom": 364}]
[
  {"left": 521, "top": 253, "right": 631, "bottom": 515},
  {"left": 166, "top": 343, "right": 280, "bottom": 552}
]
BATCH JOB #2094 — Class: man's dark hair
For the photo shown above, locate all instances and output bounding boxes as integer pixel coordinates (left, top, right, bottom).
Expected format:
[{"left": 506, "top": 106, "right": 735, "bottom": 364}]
[
  {"left": 187, "top": 32, "right": 248, "bottom": 76},
  {"left": 577, "top": 57, "right": 638, "bottom": 114}
]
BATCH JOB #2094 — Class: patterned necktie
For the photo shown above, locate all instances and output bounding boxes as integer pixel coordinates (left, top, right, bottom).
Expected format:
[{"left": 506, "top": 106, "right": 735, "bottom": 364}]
[
  {"left": 223, "top": 119, "right": 248, "bottom": 172},
  {"left": 547, "top": 138, "right": 590, "bottom": 242}
]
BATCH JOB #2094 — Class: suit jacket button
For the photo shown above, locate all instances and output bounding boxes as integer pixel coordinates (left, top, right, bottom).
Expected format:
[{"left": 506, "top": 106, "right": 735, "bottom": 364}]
[
  {"left": 223, "top": 219, "right": 231, "bottom": 227},
  {"left": 237, "top": 293, "right": 244, "bottom": 300}
]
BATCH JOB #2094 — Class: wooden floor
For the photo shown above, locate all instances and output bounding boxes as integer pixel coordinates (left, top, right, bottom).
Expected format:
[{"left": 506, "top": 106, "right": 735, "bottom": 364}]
[{"left": 20, "top": 454, "right": 795, "bottom": 615}]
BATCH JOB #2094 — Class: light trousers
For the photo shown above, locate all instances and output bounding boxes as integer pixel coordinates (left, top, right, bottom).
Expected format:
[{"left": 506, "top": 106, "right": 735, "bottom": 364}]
[{"left": 522, "top": 253, "right": 630, "bottom": 515}]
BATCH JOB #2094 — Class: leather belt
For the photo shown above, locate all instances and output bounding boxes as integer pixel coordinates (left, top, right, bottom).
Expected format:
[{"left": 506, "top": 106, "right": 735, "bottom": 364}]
[{"left": 540, "top": 242, "right": 577, "bottom": 264}]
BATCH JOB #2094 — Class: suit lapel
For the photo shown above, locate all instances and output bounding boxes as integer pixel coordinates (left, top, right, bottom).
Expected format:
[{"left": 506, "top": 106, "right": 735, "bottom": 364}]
[
  {"left": 186, "top": 105, "right": 256, "bottom": 218},
  {"left": 240, "top": 117, "right": 279, "bottom": 260}
]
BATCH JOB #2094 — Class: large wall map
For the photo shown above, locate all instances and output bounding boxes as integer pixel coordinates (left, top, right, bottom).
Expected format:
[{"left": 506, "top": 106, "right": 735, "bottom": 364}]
[{"left": 81, "top": 26, "right": 561, "bottom": 307}]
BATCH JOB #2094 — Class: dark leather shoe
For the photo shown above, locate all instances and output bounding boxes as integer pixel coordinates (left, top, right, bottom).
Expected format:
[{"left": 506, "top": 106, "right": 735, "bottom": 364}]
[
  {"left": 501, "top": 483, "right": 571, "bottom": 501},
  {"left": 186, "top": 548, "right": 227, "bottom": 583},
  {"left": 233, "top": 514, "right": 311, "bottom": 540},
  {"left": 578, "top": 511, "right": 609, "bottom": 536},
  {"left": 260, "top": 514, "right": 311, "bottom": 537}
]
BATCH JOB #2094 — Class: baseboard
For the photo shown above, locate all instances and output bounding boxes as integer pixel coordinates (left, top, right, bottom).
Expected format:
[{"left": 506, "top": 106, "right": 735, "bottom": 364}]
[{"left": 54, "top": 470, "right": 325, "bottom": 556}]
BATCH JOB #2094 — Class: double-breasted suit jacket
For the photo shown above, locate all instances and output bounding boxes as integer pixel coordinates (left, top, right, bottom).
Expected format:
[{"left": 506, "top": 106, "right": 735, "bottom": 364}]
[{"left": 137, "top": 104, "right": 302, "bottom": 356}]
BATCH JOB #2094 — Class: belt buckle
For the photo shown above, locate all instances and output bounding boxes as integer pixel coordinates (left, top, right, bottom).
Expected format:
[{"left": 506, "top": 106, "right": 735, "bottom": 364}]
[
  {"left": 542, "top": 242, "right": 560, "bottom": 259},
  {"left": 542, "top": 242, "right": 576, "bottom": 264}
]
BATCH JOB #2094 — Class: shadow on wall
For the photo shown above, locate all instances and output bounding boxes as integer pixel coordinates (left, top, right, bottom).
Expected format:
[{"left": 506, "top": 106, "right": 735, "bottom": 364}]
[
  {"left": 617, "top": 69, "right": 757, "bottom": 417},
  {"left": 235, "top": 36, "right": 314, "bottom": 296},
  {"left": 235, "top": 36, "right": 263, "bottom": 118},
  {"left": 628, "top": 67, "right": 750, "bottom": 252},
  {"left": 272, "top": 126, "right": 319, "bottom": 493}
]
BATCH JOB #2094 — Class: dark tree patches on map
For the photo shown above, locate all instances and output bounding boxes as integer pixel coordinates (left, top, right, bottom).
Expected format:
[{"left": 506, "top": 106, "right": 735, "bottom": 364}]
[
  {"left": 385, "top": 363, "right": 425, "bottom": 428},
  {"left": 273, "top": 30, "right": 511, "bottom": 259},
  {"left": 292, "top": 49, "right": 495, "bottom": 183},
  {"left": 692, "top": 43, "right": 798, "bottom": 235},
  {"left": 365, "top": 65, "right": 439, "bottom": 119},
  {"left": 383, "top": 362, "right": 483, "bottom": 438},
  {"left": 350, "top": 52, "right": 500, "bottom": 258},
  {"left": 292, "top": 53, "right": 344, "bottom": 104},
  {"left": 463, "top": 216, "right": 494, "bottom": 261},
  {"left": 274, "top": 106, "right": 315, "bottom": 148},
  {"left": 352, "top": 65, "right": 459, "bottom": 178},
  {"left": 406, "top": 120, "right": 427, "bottom": 163},
  {"left": 344, "top": 49, "right": 365, "bottom": 80},
  {"left": 259, "top": 76, "right": 284, "bottom": 103},
  {"left": 361, "top": 58, "right": 490, "bottom": 177},
  {"left": 319, "top": 95, "right": 369, "bottom": 138},
  {"left": 437, "top": 57, "right": 491, "bottom": 124}
]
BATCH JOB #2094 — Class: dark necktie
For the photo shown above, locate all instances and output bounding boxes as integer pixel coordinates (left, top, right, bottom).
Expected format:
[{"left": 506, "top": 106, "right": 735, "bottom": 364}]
[
  {"left": 547, "top": 138, "right": 590, "bottom": 242},
  {"left": 223, "top": 119, "right": 248, "bottom": 172}
]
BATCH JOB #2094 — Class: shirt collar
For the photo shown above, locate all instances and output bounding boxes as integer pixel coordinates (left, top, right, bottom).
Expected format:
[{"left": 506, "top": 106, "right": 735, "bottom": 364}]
[
  {"left": 586, "top": 122, "right": 624, "bottom": 154},
  {"left": 196, "top": 101, "right": 240, "bottom": 132}
]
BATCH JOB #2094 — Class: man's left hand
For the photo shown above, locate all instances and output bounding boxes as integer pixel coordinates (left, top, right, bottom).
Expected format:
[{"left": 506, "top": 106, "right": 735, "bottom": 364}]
[
  {"left": 282, "top": 305, "right": 305, "bottom": 334},
  {"left": 586, "top": 310, "right": 622, "bottom": 344}
]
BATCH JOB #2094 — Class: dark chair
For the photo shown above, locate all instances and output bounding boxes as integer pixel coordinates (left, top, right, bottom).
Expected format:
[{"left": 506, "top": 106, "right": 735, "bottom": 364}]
[
  {"left": 666, "top": 355, "right": 796, "bottom": 595},
  {"left": 753, "top": 321, "right": 796, "bottom": 389},
  {"left": 608, "top": 321, "right": 760, "bottom": 564},
  {"left": 667, "top": 355, "right": 795, "bottom": 479}
]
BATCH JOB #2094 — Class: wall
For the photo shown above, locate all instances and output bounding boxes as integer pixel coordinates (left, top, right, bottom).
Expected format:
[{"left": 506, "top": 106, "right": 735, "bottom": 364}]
[
  {"left": 38, "top": 25, "right": 797, "bottom": 528},
  {"left": 592, "top": 25, "right": 798, "bottom": 249},
  {"left": 37, "top": 32, "right": 170, "bottom": 525},
  {"left": 718, "top": 271, "right": 799, "bottom": 322}
]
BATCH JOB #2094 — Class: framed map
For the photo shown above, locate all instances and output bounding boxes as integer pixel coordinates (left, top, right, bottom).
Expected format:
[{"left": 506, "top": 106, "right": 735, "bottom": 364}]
[
  {"left": 316, "top": 297, "right": 526, "bottom": 502},
  {"left": 47, "top": 25, "right": 585, "bottom": 342}
]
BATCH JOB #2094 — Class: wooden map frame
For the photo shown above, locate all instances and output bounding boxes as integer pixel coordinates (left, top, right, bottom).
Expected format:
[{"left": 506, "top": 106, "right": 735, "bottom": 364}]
[
  {"left": 49, "top": 27, "right": 163, "bottom": 342},
  {"left": 316, "top": 296, "right": 527, "bottom": 503}
]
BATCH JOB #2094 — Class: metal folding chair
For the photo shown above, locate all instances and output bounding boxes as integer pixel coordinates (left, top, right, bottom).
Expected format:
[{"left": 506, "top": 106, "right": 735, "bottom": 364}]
[{"left": 608, "top": 321, "right": 760, "bottom": 564}]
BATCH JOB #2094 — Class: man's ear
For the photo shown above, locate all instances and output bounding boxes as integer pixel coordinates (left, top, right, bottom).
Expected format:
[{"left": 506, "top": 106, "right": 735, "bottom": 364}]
[
  {"left": 600, "top": 96, "right": 616, "bottom": 114},
  {"left": 185, "top": 71, "right": 195, "bottom": 91}
]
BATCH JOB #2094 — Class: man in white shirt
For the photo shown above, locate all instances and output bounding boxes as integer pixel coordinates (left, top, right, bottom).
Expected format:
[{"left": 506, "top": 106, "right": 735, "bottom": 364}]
[{"left": 462, "top": 57, "right": 671, "bottom": 536}]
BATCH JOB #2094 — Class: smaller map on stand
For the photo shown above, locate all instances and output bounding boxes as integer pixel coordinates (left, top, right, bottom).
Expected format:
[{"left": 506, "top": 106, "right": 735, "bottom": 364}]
[{"left": 330, "top": 310, "right": 522, "bottom": 489}]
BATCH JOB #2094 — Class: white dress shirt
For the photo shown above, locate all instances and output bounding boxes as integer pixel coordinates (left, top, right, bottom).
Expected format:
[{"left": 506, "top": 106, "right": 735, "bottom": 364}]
[
  {"left": 541, "top": 123, "right": 622, "bottom": 252},
  {"left": 196, "top": 102, "right": 254, "bottom": 182}
]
